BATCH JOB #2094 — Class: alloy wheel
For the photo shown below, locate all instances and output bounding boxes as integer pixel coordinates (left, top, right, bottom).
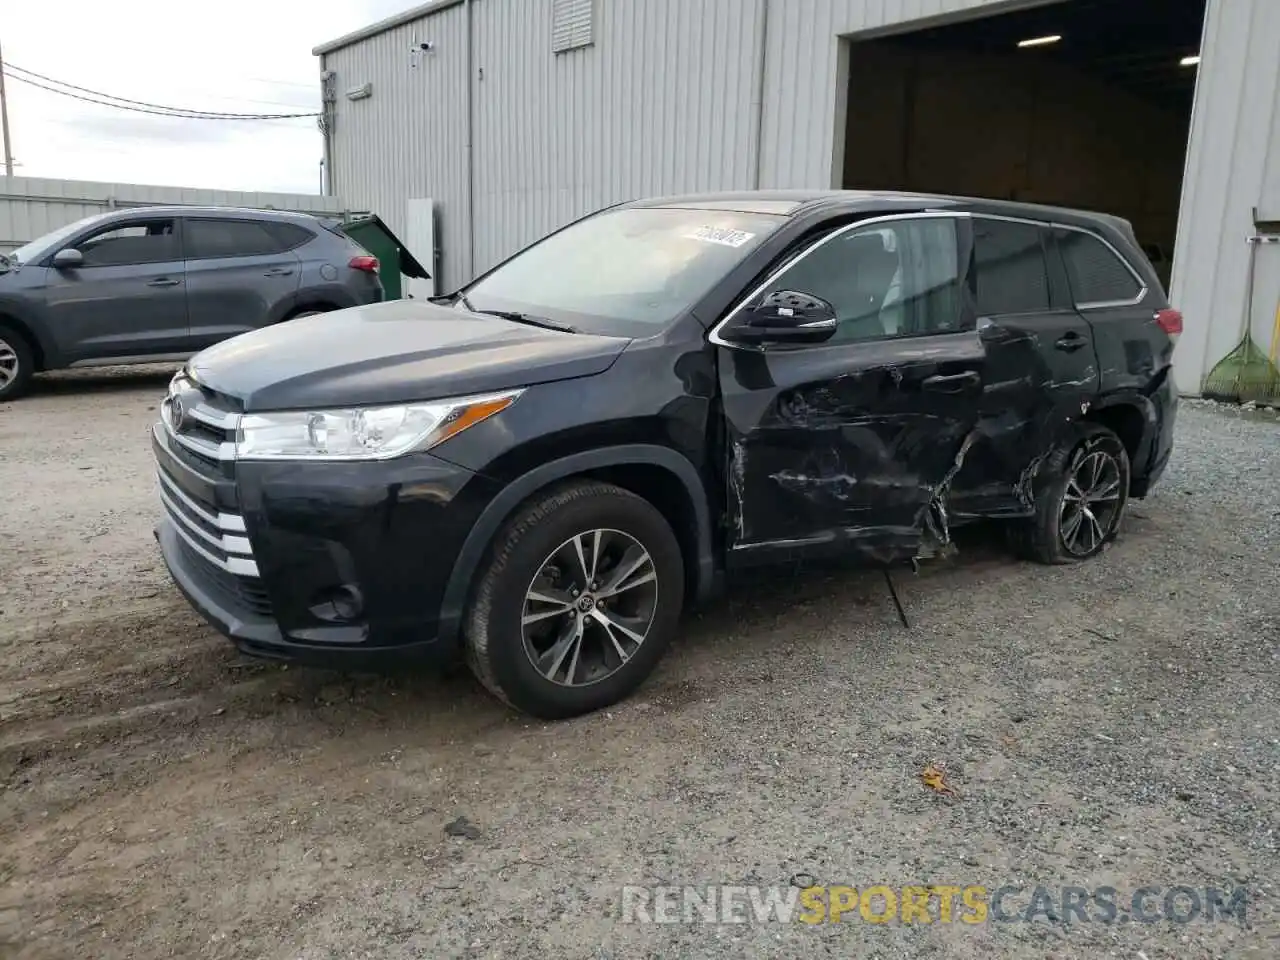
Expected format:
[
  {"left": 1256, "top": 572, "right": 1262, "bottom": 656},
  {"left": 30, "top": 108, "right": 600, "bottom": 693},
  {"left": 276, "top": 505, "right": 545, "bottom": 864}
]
[
  {"left": 521, "top": 528, "right": 659, "bottom": 687},
  {"left": 0, "top": 338, "right": 18, "bottom": 390},
  {"left": 1059, "top": 448, "right": 1124, "bottom": 556}
]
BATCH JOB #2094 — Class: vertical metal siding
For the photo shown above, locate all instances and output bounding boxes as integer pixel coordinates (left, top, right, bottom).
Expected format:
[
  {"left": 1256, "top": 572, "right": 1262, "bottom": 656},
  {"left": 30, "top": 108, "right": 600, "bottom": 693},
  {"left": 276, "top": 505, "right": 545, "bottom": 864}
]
[
  {"left": 1170, "top": 0, "right": 1280, "bottom": 393},
  {"left": 469, "top": 0, "right": 762, "bottom": 278},
  {"left": 323, "top": 4, "right": 471, "bottom": 289},
  {"left": 0, "top": 175, "right": 345, "bottom": 252},
  {"left": 325, "top": 0, "right": 1048, "bottom": 285}
]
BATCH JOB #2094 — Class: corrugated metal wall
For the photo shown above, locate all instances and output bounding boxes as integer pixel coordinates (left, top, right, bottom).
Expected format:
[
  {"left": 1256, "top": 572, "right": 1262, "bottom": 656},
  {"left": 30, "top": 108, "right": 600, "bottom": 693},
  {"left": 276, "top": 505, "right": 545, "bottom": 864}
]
[
  {"left": 321, "top": 0, "right": 1047, "bottom": 292},
  {"left": 321, "top": 0, "right": 1280, "bottom": 394},
  {"left": 0, "top": 175, "right": 346, "bottom": 253},
  {"left": 323, "top": 3, "right": 472, "bottom": 289},
  {"left": 324, "top": 0, "right": 764, "bottom": 291},
  {"left": 469, "top": 0, "right": 763, "bottom": 279},
  {"left": 1169, "top": 0, "right": 1280, "bottom": 395}
]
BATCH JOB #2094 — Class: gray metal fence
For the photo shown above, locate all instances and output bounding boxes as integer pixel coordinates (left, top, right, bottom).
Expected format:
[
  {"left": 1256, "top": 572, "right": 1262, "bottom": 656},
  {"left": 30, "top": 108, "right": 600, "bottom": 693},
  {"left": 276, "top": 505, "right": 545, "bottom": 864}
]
[{"left": 0, "top": 175, "right": 348, "bottom": 252}]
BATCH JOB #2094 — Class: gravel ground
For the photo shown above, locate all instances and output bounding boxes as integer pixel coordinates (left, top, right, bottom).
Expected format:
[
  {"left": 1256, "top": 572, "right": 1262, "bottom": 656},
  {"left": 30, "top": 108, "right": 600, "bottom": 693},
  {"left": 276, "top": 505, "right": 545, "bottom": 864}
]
[{"left": 0, "top": 369, "right": 1277, "bottom": 959}]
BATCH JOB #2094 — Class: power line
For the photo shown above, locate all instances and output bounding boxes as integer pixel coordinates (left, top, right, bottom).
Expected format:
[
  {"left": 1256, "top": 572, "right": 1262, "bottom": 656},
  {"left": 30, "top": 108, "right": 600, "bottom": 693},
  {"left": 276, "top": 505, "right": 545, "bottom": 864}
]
[{"left": 2, "top": 63, "right": 320, "bottom": 119}]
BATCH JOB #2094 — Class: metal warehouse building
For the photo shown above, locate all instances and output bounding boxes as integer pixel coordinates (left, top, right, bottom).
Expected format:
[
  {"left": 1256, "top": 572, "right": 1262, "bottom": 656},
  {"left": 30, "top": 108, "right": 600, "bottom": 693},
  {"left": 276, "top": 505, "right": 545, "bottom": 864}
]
[{"left": 314, "top": 0, "right": 1280, "bottom": 399}]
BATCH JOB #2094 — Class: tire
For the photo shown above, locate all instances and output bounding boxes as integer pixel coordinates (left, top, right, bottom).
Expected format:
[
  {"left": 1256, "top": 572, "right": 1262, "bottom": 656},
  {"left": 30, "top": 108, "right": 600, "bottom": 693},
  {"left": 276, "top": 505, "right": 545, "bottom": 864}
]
[
  {"left": 1011, "top": 422, "right": 1131, "bottom": 565},
  {"left": 463, "top": 480, "right": 685, "bottom": 719},
  {"left": 287, "top": 309, "right": 326, "bottom": 321},
  {"left": 0, "top": 324, "right": 35, "bottom": 402}
]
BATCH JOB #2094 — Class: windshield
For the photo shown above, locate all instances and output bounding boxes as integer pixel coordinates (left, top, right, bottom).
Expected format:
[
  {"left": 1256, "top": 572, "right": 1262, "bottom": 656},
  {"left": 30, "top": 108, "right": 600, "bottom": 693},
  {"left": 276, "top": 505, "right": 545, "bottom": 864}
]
[
  {"left": 6, "top": 212, "right": 114, "bottom": 265},
  {"left": 462, "top": 207, "right": 784, "bottom": 336}
]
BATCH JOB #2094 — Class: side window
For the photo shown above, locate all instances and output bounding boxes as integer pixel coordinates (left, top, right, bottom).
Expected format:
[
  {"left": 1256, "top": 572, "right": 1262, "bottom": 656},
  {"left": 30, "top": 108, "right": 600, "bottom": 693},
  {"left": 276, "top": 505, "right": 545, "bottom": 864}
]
[
  {"left": 262, "top": 222, "right": 314, "bottom": 250},
  {"left": 185, "top": 219, "right": 287, "bottom": 259},
  {"left": 972, "top": 219, "right": 1050, "bottom": 316},
  {"left": 75, "top": 219, "right": 178, "bottom": 267},
  {"left": 1058, "top": 230, "right": 1144, "bottom": 305},
  {"left": 765, "top": 217, "right": 963, "bottom": 343}
]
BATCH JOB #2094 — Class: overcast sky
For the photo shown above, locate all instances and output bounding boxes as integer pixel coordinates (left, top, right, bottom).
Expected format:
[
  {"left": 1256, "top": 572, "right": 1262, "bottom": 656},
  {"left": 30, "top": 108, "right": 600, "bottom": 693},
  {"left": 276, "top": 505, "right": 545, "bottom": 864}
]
[{"left": 3, "top": 0, "right": 415, "bottom": 195}]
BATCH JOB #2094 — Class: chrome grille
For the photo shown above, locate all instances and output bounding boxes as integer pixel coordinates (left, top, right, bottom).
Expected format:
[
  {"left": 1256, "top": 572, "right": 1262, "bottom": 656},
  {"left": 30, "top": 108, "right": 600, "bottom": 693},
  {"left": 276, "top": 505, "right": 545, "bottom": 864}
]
[
  {"left": 156, "top": 470, "right": 258, "bottom": 577},
  {"left": 172, "top": 536, "right": 273, "bottom": 618},
  {"left": 156, "top": 371, "right": 262, "bottom": 589},
  {"left": 160, "top": 372, "right": 240, "bottom": 466}
]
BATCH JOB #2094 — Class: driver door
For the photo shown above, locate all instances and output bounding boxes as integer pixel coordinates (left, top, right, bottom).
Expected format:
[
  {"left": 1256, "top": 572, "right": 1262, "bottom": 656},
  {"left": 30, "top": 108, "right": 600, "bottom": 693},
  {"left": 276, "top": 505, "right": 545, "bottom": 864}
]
[
  {"left": 716, "top": 214, "right": 987, "bottom": 565},
  {"left": 42, "top": 216, "right": 190, "bottom": 363}
]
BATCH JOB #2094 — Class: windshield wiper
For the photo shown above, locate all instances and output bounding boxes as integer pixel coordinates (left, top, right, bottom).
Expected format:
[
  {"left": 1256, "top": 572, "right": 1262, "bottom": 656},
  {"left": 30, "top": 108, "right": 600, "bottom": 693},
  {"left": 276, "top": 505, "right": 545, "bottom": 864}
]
[
  {"left": 443, "top": 291, "right": 578, "bottom": 333},
  {"left": 478, "top": 310, "right": 578, "bottom": 333}
]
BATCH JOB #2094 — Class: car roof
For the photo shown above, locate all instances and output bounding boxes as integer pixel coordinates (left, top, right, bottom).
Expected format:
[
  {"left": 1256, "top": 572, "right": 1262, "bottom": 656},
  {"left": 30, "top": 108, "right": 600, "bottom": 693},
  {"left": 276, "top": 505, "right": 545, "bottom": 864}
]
[
  {"left": 625, "top": 189, "right": 1135, "bottom": 236},
  {"left": 97, "top": 205, "right": 321, "bottom": 223}
]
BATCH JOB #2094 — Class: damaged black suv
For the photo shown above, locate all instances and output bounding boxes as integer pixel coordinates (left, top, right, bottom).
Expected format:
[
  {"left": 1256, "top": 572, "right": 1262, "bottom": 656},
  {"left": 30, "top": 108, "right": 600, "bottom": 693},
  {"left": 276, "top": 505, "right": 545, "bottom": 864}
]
[{"left": 153, "top": 190, "right": 1179, "bottom": 718}]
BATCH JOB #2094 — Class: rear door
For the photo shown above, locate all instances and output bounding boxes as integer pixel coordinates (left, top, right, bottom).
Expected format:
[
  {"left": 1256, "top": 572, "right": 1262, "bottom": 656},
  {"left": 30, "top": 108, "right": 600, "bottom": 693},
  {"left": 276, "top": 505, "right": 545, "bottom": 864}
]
[
  {"left": 42, "top": 216, "right": 189, "bottom": 362},
  {"left": 1055, "top": 226, "right": 1157, "bottom": 395},
  {"left": 716, "top": 213, "right": 988, "bottom": 564},
  {"left": 182, "top": 217, "right": 304, "bottom": 347},
  {"left": 948, "top": 217, "right": 1101, "bottom": 518}
]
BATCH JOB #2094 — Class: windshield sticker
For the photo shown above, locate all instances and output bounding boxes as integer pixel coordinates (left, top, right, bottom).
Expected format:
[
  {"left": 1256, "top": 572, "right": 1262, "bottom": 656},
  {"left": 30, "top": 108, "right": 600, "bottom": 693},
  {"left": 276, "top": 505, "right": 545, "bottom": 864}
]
[{"left": 684, "top": 226, "right": 757, "bottom": 248}]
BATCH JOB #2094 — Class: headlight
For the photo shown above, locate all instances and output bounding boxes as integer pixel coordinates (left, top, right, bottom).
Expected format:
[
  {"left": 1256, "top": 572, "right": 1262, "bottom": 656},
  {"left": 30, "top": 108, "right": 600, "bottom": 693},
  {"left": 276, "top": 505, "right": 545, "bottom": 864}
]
[{"left": 235, "top": 390, "right": 521, "bottom": 461}]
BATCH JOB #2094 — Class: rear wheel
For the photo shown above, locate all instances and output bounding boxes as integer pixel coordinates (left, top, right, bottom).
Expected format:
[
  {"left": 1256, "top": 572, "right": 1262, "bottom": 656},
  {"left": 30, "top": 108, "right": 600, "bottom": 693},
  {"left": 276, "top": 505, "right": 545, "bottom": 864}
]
[
  {"left": 464, "top": 480, "right": 684, "bottom": 719},
  {"left": 1012, "top": 423, "right": 1130, "bottom": 564},
  {"left": 0, "top": 325, "right": 35, "bottom": 402}
]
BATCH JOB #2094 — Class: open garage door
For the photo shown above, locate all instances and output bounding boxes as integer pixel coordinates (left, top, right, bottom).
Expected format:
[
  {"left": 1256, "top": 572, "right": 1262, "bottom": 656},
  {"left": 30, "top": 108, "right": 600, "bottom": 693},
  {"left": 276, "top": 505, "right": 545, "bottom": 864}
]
[{"left": 841, "top": 0, "right": 1206, "bottom": 294}]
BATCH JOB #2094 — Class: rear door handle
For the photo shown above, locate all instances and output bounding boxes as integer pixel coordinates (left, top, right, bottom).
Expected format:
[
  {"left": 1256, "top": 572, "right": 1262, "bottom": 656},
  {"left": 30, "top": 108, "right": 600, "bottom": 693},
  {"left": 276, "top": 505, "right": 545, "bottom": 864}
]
[
  {"left": 264, "top": 267, "right": 294, "bottom": 277},
  {"left": 1055, "top": 332, "right": 1088, "bottom": 352},
  {"left": 922, "top": 371, "right": 981, "bottom": 393},
  {"left": 147, "top": 278, "right": 181, "bottom": 287}
]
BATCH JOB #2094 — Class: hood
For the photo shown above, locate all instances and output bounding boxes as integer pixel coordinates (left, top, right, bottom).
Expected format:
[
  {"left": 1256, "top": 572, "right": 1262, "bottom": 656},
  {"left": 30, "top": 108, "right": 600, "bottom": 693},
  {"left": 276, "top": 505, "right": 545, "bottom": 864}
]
[{"left": 187, "top": 299, "right": 630, "bottom": 411}]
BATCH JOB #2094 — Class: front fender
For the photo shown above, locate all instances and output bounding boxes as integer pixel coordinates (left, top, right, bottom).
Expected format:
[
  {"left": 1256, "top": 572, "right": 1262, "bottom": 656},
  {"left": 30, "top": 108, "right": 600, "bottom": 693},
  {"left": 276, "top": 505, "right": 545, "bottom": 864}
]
[
  {"left": 436, "top": 444, "right": 715, "bottom": 644},
  {"left": 0, "top": 294, "right": 59, "bottom": 369}
]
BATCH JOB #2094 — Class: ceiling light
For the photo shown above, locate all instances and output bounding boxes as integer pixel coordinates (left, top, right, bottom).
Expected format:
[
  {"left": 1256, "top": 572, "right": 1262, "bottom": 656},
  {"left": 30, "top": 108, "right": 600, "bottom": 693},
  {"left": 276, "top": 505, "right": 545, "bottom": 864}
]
[
  {"left": 1181, "top": 55, "right": 1201, "bottom": 67},
  {"left": 1017, "top": 35, "right": 1062, "bottom": 48}
]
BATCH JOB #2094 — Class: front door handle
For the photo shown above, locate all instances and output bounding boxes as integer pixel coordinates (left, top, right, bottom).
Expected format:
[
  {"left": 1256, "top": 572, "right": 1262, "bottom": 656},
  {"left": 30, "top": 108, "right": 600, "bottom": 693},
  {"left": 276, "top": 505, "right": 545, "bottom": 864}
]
[
  {"left": 147, "top": 278, "right": 181, "bottom": 287},
  {"left": 264, "top": 267, "right": 294, "bottom": 277},
  {"left": 1055, "top": 332, "right": 1088, "bottom": 352},
  {"left": 922, "top": 371, "right": 981, "bottom": 393}
]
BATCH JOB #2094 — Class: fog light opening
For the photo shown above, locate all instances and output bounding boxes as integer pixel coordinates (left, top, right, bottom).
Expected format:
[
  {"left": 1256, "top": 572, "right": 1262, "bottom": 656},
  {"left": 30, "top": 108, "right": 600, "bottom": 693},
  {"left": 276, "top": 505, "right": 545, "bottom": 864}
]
[{"left": 309, "top": 585, "right": 365, "bottom": 623}]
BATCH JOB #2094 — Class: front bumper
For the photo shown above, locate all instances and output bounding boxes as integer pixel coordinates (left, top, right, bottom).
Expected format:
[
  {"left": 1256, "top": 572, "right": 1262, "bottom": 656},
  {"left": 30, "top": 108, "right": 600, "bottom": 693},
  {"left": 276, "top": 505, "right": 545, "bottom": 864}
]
[{"left": 153, "top": 421, "right": 499, "bottom": 666}]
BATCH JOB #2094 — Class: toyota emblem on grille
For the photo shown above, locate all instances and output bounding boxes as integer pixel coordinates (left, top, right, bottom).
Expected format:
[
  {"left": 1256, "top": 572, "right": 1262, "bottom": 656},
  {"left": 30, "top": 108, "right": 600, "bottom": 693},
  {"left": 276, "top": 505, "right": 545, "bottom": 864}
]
[{"left": 166, "top": 396, "right": 186, "bottom": 432}]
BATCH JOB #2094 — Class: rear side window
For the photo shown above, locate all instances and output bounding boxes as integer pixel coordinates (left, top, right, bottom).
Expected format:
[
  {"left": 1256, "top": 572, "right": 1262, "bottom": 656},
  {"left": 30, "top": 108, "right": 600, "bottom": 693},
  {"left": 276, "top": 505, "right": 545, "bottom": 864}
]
[
  {"left": 972, "top": 219, "right": 1050, "bottom": 316},
  {"left": 262, "top": 222, "right": 314, "bottom": 250},
  {"left": 1058, "top": 230, "right": 1144, "bottom": 305},
  {"left": 184, "top": 219, "right": 289, "bottom": 259}
]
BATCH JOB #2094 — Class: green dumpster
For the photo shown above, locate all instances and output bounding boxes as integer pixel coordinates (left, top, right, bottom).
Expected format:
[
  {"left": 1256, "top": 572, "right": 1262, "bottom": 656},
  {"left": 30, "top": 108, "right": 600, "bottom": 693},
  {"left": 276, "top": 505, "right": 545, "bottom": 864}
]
[{"left": 335, "top": 214, "right": 431, "bottom": 300}]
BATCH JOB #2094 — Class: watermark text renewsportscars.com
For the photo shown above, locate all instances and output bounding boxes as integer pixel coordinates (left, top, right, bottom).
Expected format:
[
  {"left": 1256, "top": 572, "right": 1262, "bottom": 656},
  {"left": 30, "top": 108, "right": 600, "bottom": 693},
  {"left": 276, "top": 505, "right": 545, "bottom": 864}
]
[{"left": 620, "top": 884, "right": 1249, "bottom": 926}]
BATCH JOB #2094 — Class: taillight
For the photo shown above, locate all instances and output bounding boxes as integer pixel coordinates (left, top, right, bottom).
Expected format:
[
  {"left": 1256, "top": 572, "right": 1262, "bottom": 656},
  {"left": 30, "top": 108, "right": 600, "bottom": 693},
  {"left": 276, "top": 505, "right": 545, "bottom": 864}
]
[
  {"left": 1155, "top": 308, "right": 1183, "bottom": 340},
  {"left": 349, "top": 255, "right": 379, "bottom": 273}
]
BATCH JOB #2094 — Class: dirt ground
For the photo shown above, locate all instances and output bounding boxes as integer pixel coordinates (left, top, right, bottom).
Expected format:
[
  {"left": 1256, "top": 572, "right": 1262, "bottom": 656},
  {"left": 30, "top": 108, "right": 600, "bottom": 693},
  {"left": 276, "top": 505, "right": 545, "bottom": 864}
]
[{"left": 1, "top": 367, "right": 1277, "bottom": 959}]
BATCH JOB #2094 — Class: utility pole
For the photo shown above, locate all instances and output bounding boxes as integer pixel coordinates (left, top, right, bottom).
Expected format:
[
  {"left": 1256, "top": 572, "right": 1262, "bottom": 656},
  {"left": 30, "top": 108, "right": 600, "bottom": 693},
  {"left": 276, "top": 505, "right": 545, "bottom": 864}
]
[{"left": 0, "top": 38, "right": 13, "bottom": 177}]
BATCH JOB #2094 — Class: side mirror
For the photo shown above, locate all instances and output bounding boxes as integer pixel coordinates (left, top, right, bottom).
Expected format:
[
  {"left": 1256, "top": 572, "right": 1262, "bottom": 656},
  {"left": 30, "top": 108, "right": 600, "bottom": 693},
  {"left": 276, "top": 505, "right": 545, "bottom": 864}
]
[
  {"left": 52, "top": 248, "right": 84, "bottom": 269},
  {"left": 726, "top": 289, "right": 838, "bottom": 346}
]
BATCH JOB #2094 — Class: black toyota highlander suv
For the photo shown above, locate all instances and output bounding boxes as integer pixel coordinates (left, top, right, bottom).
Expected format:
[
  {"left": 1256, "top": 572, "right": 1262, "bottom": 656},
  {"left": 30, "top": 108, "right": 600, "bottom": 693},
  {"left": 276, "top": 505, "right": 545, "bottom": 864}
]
[{"left": 153, "top": 190, "right": 1180, "bottom": 719}]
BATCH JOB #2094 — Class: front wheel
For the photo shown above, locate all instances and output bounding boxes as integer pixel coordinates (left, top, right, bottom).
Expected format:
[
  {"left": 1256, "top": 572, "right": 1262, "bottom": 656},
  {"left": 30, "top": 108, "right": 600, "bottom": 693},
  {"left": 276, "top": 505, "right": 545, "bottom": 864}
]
[
  {"left": 463, "top": 480, "right": 684, "bottom": 719},
  {"left": 1012, "top": 423, "right": 1131, "bottom": 564},
  {"left": 0, "top": 325, "right": 35, "bottom": 402}
]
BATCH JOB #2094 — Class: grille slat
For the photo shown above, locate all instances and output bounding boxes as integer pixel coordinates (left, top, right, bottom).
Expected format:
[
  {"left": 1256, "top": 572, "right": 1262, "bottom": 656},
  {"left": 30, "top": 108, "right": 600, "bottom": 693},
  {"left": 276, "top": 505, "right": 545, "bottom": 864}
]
[{"left": 157, "top": 372, "right": 270, "bottom": 618}]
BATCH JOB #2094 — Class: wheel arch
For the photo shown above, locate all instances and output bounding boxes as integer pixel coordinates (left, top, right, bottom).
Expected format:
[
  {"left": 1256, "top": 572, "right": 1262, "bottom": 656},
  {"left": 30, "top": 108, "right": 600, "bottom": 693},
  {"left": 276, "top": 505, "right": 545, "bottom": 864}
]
[
  {"left": 269, "top": 287, "right": 357, "bottom": 324},
  {"left": 0, "top": 308, "right": 50, "bottom": 371},
  {"left": 1084, "top": 393, "right": 1156, "bottom": 482},
  {"left": 437, "top": 445, "right": 716, "bottom": 645}
]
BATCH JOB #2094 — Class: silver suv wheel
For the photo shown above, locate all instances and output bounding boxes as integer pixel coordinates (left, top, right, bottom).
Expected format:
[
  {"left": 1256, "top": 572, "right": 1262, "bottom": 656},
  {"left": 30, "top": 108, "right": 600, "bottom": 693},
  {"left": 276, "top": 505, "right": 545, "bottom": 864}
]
[{"left": 0, "top": 337, "right": 19, "bottom": 391}]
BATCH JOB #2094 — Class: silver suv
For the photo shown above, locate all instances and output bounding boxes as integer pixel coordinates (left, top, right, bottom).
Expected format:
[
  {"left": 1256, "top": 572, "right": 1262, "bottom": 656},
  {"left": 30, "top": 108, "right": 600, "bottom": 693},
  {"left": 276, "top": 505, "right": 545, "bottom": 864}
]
[{"left": 0, "top": 206, "right": 384, "bottom": 400}]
